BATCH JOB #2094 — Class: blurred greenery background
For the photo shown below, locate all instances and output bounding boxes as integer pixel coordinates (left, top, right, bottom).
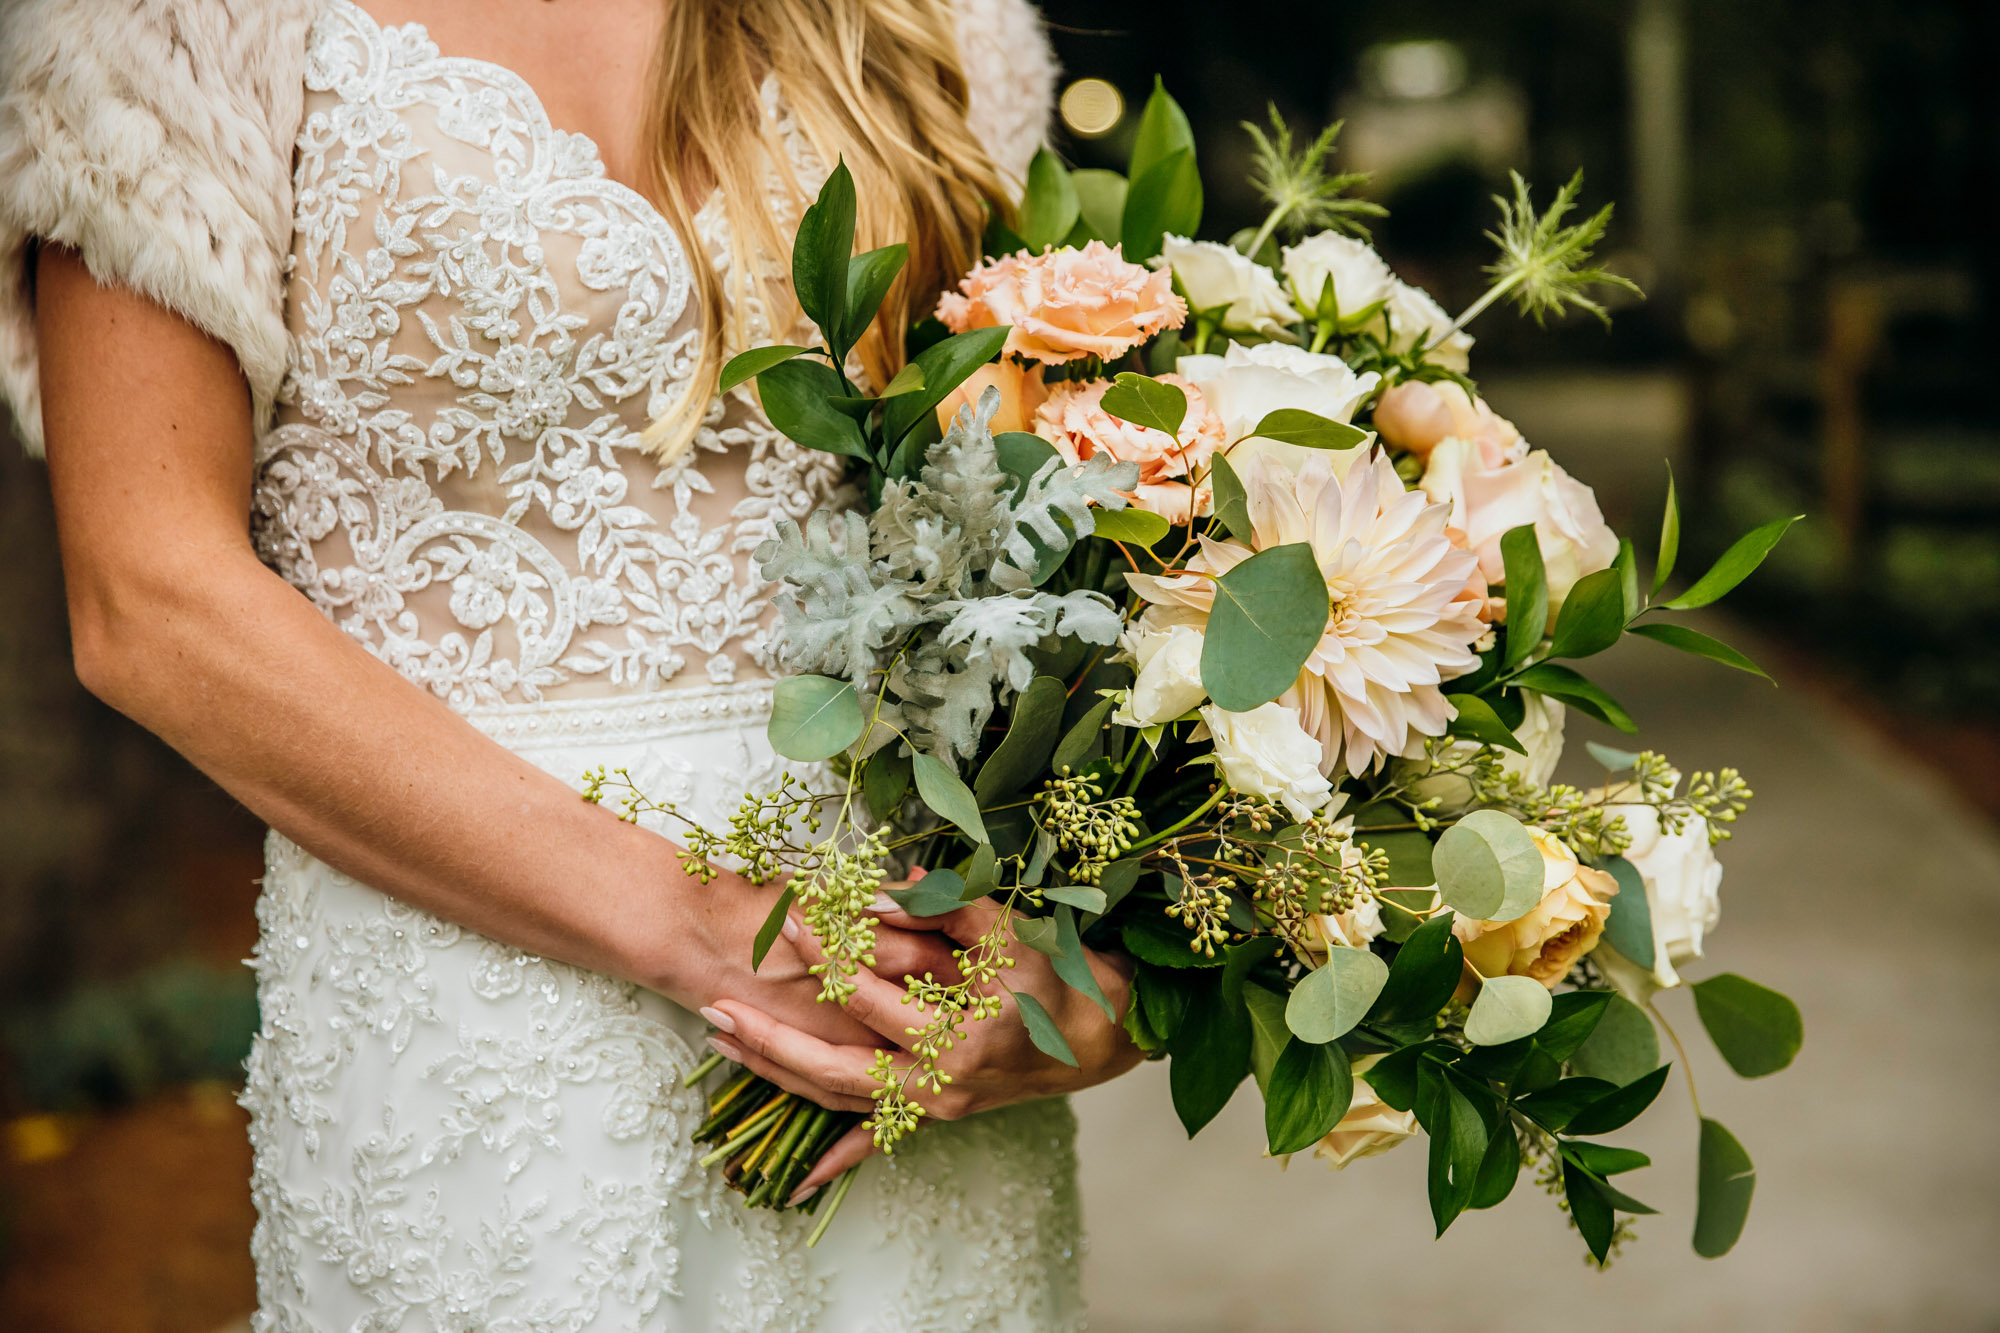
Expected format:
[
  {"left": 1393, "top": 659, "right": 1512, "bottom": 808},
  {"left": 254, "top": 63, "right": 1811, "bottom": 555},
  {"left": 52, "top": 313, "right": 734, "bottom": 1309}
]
[{"left": 1, "top": 1, "right": 1995, "bottom": 1328}]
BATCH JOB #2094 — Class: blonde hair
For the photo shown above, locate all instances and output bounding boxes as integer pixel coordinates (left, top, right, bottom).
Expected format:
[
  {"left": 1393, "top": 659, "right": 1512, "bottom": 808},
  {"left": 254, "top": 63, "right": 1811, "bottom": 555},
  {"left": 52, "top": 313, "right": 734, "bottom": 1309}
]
[{"left": 638, "top": 0, "right": 1012, "bottom": 459}]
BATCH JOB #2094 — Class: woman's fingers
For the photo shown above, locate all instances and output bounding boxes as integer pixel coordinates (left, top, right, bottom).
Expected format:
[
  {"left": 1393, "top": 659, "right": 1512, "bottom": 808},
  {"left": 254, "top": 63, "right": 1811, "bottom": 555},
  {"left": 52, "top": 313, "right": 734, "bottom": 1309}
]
[
  {"left": 783, "top": 918, "right": 926, "bottom": 1045},
  {"left": 706, "top": 1000, "right": 884, "bottom": 1103},
  {"left": 864, "top": 894, "right": 1004, "bottom": 950},
  {"left": 705, "top": 1032, "right": 875, "bottom": 1115},
  {"left": 788, "top": 1121, "right": 879, "bottom": 1204},
  {"left": 869, "top": 923, "right": 964, "bottom": 987}
]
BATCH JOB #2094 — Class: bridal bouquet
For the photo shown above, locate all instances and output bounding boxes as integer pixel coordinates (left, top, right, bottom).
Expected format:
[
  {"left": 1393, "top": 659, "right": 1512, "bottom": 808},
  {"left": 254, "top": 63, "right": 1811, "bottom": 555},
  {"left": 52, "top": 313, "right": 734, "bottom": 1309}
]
[{"left": 586, "top": 85, "right": 1803, "bottom": 1261}]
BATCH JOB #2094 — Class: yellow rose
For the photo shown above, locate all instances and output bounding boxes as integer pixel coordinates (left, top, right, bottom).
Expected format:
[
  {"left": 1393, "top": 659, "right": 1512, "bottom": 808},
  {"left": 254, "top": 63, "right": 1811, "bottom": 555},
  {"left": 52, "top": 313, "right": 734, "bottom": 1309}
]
[
  {"left": 1452, "top": 829, "right": 1617, "bottom": 989},
  {"left": 1311, "top": 1054, "right": 1419, "bottom": 1169}
]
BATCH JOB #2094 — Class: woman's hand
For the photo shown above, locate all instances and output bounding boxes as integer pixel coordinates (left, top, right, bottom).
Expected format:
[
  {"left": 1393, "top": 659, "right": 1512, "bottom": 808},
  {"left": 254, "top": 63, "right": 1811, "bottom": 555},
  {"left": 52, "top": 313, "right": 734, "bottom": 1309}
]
[{"left": 702, "top": 894, "right": 1142, "bottom": 1202}]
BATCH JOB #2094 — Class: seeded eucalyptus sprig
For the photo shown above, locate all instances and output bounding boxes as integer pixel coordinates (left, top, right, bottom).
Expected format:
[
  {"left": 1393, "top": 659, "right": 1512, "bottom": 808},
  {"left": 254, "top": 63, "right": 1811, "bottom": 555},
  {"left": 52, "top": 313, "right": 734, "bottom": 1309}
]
[
  {"left": 1240, "top": 106, "right": 1386, "bottom": 260},
  {"left": 1444, "top": 170, "right": 1642, "bottom": 341}
]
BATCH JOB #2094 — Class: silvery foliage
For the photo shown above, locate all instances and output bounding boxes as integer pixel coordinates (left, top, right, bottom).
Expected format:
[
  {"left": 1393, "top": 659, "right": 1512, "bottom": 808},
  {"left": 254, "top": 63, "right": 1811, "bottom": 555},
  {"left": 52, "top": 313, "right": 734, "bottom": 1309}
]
[{"left": 756, "top": 387, "right": 1140, "bottom": 761}]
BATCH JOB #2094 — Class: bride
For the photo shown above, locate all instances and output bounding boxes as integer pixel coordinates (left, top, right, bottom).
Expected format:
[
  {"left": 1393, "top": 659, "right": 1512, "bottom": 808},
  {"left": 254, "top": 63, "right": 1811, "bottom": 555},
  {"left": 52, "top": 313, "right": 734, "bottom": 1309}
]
[{"left": 0, "top": 0, "right": 1141, "bottom": 1326}]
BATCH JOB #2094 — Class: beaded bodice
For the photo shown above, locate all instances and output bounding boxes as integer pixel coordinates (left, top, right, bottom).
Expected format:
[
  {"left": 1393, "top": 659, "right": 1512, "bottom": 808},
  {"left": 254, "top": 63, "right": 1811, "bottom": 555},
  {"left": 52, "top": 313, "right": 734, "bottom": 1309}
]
[{"left": 252, "top": 0, "right": 846, "bottom": 712}]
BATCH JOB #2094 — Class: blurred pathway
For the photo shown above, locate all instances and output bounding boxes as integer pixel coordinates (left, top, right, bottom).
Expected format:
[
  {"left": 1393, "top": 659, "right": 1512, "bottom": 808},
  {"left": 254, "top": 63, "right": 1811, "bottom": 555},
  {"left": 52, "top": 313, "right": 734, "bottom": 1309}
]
[{"left": 1074, "top": 614, "right": 2000, "bottom": 1332}]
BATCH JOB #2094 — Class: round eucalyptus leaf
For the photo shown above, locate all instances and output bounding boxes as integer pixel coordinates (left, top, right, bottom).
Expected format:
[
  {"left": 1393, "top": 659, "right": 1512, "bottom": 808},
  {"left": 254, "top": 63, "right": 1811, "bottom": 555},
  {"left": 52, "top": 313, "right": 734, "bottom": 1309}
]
[
  {"left": 1464, "top": 974, "right": 1554, "bottom": 1046},
  {"left": 1284, "top": 946, "right": 1388, "bottom": 1045},
  {"left": 1567, "top": 992, "right": 1661, "bottom": 1086},
  {"left": 767, "top": 675, "right": 864, "bottom": 761},
  {"left": 1433, "top": 809, "right": 1544, "bottom": 922}
]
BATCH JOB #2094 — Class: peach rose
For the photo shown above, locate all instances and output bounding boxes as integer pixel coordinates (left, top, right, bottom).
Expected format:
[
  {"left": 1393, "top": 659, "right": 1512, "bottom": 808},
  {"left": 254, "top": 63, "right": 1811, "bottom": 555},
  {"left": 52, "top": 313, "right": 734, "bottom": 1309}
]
[
  {"left": 933, "top": 359, "right": 1048, "bottom": 435},
  {"left": 1032, "top": 373, "right": 1227, "bottom": 523},
  {"left": 1312, "top": 1053, "right": 1420, "bottom": 1169},
  {"left": 1372, "top": 379, "right": 1524, "bottom": 467},
  {"left": 936, "top": 241, "right": 1187, "bottom": 365},
  {"left": 1452, "top": 829, "right": 1617, "bottom": 989}
]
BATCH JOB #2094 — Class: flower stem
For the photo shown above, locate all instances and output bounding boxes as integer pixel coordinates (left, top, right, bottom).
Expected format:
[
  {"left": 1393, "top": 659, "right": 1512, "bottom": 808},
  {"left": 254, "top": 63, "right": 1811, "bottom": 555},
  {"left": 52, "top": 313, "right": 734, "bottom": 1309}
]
[
  {"left": 1645, "top": 996, "right": 1704, "bottom": 1121},
  {"left": 1124, "top": 784, "right": 1226, "bottom": 855},
  {"left": 681, "top": 1051, "right": 726, "bottom": 1089},
  {"left": 806, "top": 1165, "right": 862, "bottom": 1248},
  {"left": 1436, "top": 271, "right": 1524, "bottom": 346},
  {"left": 1244, "top": 205, "right": 1287, "bottom": 265}
]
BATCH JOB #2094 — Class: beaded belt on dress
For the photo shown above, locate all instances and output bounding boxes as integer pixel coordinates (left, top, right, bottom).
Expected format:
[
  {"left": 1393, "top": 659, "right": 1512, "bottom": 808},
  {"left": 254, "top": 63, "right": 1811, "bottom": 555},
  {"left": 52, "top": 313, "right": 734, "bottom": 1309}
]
[{"left": 463, "top": 679, "right": 778, "bottom": 749}]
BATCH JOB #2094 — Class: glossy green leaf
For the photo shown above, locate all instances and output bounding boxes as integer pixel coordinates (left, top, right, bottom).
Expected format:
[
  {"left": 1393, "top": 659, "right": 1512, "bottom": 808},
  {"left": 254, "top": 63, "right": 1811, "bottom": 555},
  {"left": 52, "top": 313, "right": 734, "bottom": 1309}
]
[
  {"left": 1051, "top": 696, "right": 1115, "bottom": 775},
  {"left": 1562, "top": 1159, "right": 1618, "bottom": 1263},
  {"left": 767, "top": 675, "right": 864, "bottom": 761},
  {"left": 912, "top": 752, "right": 987, "bottom": 843},
  {"left": 1020, "top": 148, "right": 1081, "bottom": 252},
  {"left": 961, "top": 843, "right": 1000, "bottom": 900},
  {"left": 861, "top": 748, "right": 911, "bottom": 823},
  {"left": 1469, "top": 1119, "right": 1522, "bottom": 1209},
  {"left": 719, "top": 344, "right": 810, "bottom": 395},
  {"left": 1198, "top": 543, "right": 1330, "bottom": 711},
  {"left": 1425, "top": 1068, "right": 1490, "bottom": 1235},
  {"left": 1568, "top": 992, "right": 1661, "bottom": 1086},
  {"left": 1012, "top": 990, "right": 1079, "bottom": 1067},
  {"left": 756, "top": 358, "right": 871, "bottom": 460},
  {"left": 1534, "top": 990, "right": 1612, "bottom": 1062},
  {"left": 1168, "top": 974, "right": 1251, "bottom": 1136},
  {"left": 1284, "top": 947, "right": 1389, "bottom": 1044},
  {"left": 792, "top": 161, "right": 855, "bottom": 342},
  {"left": 1693, "top": 1117, "right": 1756, "bottom": 1257},
  {"left": 874, "top": 358, "right": 924, "bottom": 401},
  {"left": 993, "top": 430, "right": 1061, "bottom": 498},
  {"left": 1127, "top": 78, "right": 1195, "bottom": 182},
  {"left": 1564, "top": 1063, "right": 1671, "bottom": 1135},
  {"left": 1510, "top": 663, "right": 1638, "bottom": 733},
  {"left": 1369, "top": 913, "right": 1465, "bottom": 1024},
  {"left": 883, "top": 324, "right": 1012, "bottom": 449},
  {"left": 1432, "top": 809, "right": 1544, "bottom": 922},
  {"left": 1069, "top": 168, "right": 1128, "bottom": 245},
  {"left": 1052, "top": 905, "right": 1114, "bottom": 1021},
  {"left": 1652, "top": 463, "right": 1680, "bottom": 597},
  {"left": 836, "top": 243, "right": 909, "bottom": 358},
  {"left": 1099, "top": 372, "right": 1188, "bottom": 439},
  {"left": 1568, "top": 1142, "right": 1651, "bottom": 1177},
  {"left": 973, "top": 676, "right": 1067, "bottom": 805},
  {"left": 1094, "top": 858, "right": 1142, "bottom": 916},
  {"left": 1629, "top": 622, "right": 1771, "bottom": 680},
  {"left": 1121, "top": 916, "right": 1222, "bottom": 968},
  {"left": 1549, "top": 566, "right": 1629, "bottom": 660},
  {"left": 888, "top": 870, "right": 968, "bottom": 918},
  {"left": 750, "top": 885, "right": 798, "bottom": 971},
  {"left": 1121, "top": 147, "right": 1202, "bottom": 265},
  {"left": 1499, "top": 524, "right": 1548, "bottom": 669},
  {"left": 1445, "top": 693, "right": 1527, "bottom": 755},
  {"left": 1660, "top": 515, "right": 1800, "bottom": 610},
  {"left": 1208, "top": 453, "right": 1250, "bottom": 541},
  {"left": 1265, "top": 1039, "right": 1354, "bottom": 1156},
  {"left": 1244, "top": 982, "right": 1290, "bottom": 1093},
  {"left": 1464, "top": 974, "right": 1553, "bottom": 1045},
  {"left": 1092, "top": 507, "right": 1172, "bottom": 546},
  {"left": 1246, "top": 409, "right": 1369, "bottom": 451},
  {"left": 1693, "top": 974, "right": 1803, "bottom": 1078},
  {"left": 1615, "top": 538, "right": 1641, "bottom": 621},
  {"left": 1515, "top": 1076, "right": 1618, "bottom": 1132}
]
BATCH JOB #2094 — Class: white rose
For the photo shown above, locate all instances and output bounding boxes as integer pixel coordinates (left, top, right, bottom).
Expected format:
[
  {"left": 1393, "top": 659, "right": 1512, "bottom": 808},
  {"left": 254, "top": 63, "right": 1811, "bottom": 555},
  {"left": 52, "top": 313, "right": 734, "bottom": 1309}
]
[
  {"left": 1177, "top": 342, "right": 1381, "bottom": 475},
  {"left": 1383, "top": 281, "right": 1473, "bottom": 373},
  {"left": 1281, "top": 231, "right": 1395, "bottom": 321},
  {"left": 1312, "top": 897, "right": 1385, "bottom": 951},
  {"left": 1420, "top": 441, "right": 1617, "bottom": 626},
  {"left": 1200, "top": 701, "right": 1334, "bottom": 822},
  {"left": 1114, "top": 623, "right": 1208, "bottom": 727},
  {"left": 1159, "top": 235, "right": 1300, "bottom": 336},
  {"left": 1398, "top": 694, "right": 1567, "bottom": 814},
  {"left": 1598, "top": 799, "right": 1722, "bottom": 999},
  {"left": 1311, "top": 1053, "right": 1419, "bottom": 1169}
]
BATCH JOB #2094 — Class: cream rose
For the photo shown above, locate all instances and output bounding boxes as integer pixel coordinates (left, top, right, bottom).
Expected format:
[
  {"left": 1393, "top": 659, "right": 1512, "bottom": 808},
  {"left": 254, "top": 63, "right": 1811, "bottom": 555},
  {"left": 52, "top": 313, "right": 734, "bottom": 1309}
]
[
  {"left": 1383, "top": 280, "right": 1473, "bottom": 373},
  {"left": 1281, "top": 231, "right": 1395, "bottom": 321},
  {"left": 935, "top": 241, "right": 1187, "bottom": 365},
  {"left": 932, "top": 358, "right": 1048, "bottom": 435},
  {"left": 1176, "top": 342, "right": 1380, "bottom": 476},
  {"left": 1598, "top": 793, "right": 1722, "bottom": 997},
  {"left": 1371, "top": 379, "right": 1525, "bottom": 467},
  {"left": 1420, "top": 442, "right": 1618, "bottom": 626},
  {"left": 1398, "top": 694, "right": 1567, "bottom": 815},
  {"left": 1453, "top": 828, "right": 1617, "bottom": 988},
  {"left": 1310, "top": 897, "right": 1386, "bottom": 951},
  {"left": 1032, "top": 373, "right": 1228, "bottom": 523},
  {"left": 1200, "top": 701, "right": 1334, "bottom": 822},
  {"left": 1158, "top": 234, "right": 1300, "bottom": 336},
  {"left": 1113, "top": 623, "right": 1208, "bottom": 728},
  {"left": 1312, "top": 1053, "right": 1420, "bottom": 1169}
]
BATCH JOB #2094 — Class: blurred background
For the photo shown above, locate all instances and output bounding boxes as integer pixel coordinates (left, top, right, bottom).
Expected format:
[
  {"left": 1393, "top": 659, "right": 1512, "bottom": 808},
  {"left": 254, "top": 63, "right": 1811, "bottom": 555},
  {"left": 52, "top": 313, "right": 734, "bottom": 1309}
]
[{"left": 2, "top": 0, "right": 1996, "bottom": 1328}]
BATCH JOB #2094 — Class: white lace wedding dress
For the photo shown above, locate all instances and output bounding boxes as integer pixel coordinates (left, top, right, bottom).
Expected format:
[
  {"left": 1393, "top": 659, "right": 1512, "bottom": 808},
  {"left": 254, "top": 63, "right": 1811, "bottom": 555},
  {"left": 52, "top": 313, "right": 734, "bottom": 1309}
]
[{"left": 237, "top": 5, "right": 1083, "bottom": 1329}]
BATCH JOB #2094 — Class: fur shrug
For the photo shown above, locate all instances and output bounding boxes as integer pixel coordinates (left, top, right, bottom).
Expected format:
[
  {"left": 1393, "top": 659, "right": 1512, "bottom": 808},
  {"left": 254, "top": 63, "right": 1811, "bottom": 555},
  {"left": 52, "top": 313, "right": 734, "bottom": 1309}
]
[{"left": 0, "top": 0, "right": 1055, "bottom": 457}]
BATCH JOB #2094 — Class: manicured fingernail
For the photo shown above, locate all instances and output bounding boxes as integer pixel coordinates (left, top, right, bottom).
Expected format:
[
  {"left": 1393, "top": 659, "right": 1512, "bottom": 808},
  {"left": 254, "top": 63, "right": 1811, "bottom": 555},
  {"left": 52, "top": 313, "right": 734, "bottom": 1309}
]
[
  {"left": 867, "top": 893, "right": 898, "bottom": 913},
  {"left": 781, "top": 916, "right": 799, "bottom": 941},
  {"left": 699, "top": 1006, "right": 736, "bottom": 1035},
  {"left": 788, "top": 1184, "right": 819, "bottom": 1206},
  {"left": 906, "top": 866, "right": 927, "bottom": 882},
  {"left": 709, "top": 1036, "right": 743, "bottom": 1061}
]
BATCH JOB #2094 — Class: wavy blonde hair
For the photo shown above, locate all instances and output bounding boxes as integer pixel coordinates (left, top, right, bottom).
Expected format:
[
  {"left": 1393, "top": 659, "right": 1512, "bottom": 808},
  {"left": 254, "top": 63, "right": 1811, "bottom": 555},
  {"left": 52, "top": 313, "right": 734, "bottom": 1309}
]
[{"left": 637, "top": 0, "right": 1012, "bottom": 459}]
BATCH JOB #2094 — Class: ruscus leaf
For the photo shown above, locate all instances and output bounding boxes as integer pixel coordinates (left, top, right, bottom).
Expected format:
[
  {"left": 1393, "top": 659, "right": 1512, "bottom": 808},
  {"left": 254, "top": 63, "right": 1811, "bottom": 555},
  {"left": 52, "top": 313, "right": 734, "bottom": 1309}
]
[
  {"left": 1500, "top": 525, "right": 1548, "bottom": 669},
  {"left": 1264, "top": 1039, "right": 1354, "bottom": 1156},
  {"left": 1660, "top": 515, "right": 1800, "bottom": 610},
  {"left": 719, "top": 344, "right": 809, "bottom": 394},
  {"left": 1629, "top": 622, "right": 1772, "bottom": 680}
]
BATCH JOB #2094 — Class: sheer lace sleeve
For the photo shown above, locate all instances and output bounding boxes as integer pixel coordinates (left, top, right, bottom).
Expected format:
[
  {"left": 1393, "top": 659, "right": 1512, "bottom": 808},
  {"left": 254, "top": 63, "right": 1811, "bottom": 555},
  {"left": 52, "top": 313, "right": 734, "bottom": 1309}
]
[
  {"left": 949, "top": 0, "right": 1059, "bottom": 189},
  {"left": 0, "top": 0, "right": 320, "bottom": 455}
]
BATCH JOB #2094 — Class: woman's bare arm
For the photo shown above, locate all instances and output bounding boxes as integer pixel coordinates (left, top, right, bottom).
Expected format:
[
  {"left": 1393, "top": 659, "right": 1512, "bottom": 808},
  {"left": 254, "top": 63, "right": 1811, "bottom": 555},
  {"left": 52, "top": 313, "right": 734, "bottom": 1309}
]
[{"left": 32, "top": 246, "right": 917, "bottom": 1036}]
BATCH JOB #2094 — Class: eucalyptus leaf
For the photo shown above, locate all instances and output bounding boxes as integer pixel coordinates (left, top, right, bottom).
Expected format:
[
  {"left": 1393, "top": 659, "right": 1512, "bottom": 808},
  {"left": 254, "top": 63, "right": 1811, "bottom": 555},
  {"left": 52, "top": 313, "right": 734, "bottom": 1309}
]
[
  {"left": 1265, "top": 1039, "right": 1354, "bottom": 1156},
  {"left": 973, "top": 676, "right": 1067, "bottom": 805},
  {"left": 1599, "top": 855, "right": 1655, "bottom": 972},
  {"left": 1051, "top": 905, "right": 1115, "bottom": 1020},
  {"left": 912, "top": 752, "right": 987, "bottom": 843},
  {"left": 1284, "top": 947, "right": 1389, "bottom": 1044},
  {"left": 766, "top": 675, "right": 864, "bottom": 761},
  {"left": 1051, "top": 697, "right": 1115, "bottom": 774},
  {"left": 1099, "top": 372, "right": 1188, "bottom": 439},
  {"left": 961, "top": 844, "right": 1000, "bottom": 900},
  {"left": 888, "top": 872, "right": 969, "bottom": 918},
  {"left": 1092, "top": 507, "right": 1172, "bottom": 547},
  {"left": 1199, "top": 543, "right": 1329, "bottom": 711},
  {"left": 1012, "top": 991, "right": 1079, "bottom": 1067},
  {"left": 1432, "top": 809, "right": 1544, "bottom": 922},
  {"left": 1692, "top": 974, "right": 1803, "bottom": 1078},
  {"left": 861, "top": 748, "right": 912, "bottom": 823},
  {"left": 1209, "top": 453, "right": 1250, "bottom": 541},
  {"left": 1587, "top": 742, "right": 1641, "bottom": 771},
  {"left": 1464, "top": 974, "right": 1553, "bottom": 1046},
  {"left": 719, "top": 344, "right": 809, "bottom": 395},
  {"left": 750, "top": 885, "right": 798, "bottom": 971},
  {"left": 1013, "top": 914, "right": 1062, "bottom": 956},
  {"left": 1044, "top": 885, "right": 1108, "bottom": 913},
  {"left": 1660, "top": 515, "right": 1800, "bottom": 610},
  {"left": 1568, "top": 993, "right": 1661, "bottom": 1087},
  {"left": 1500, "top": 524, "right": 1548, "bottom": 669},
  {"left": 1693, "top": 1117, "right": 1756, "bottom": 1257},
  {"left": 1244, "top": 982, "right": 1290, "bottom": 1093},
  {"left": 1629, "top": 622, "right": 1771, "bottom": 680},
  {"left": 1246, "top": 409, "right": 1369, "bottom": 451}
]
